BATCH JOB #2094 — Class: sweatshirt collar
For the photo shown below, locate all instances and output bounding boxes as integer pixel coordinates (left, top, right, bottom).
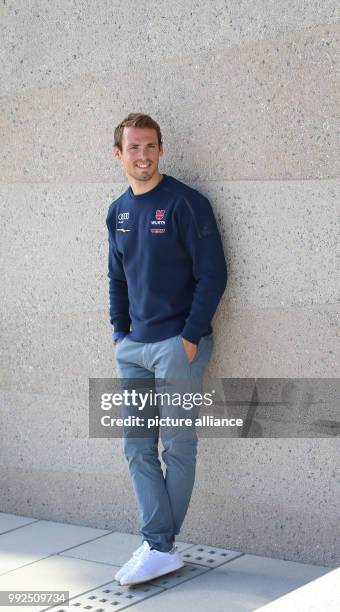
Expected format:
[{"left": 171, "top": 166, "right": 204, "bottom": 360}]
[{"left": 128, "top": 174, "right": 169, "bottom": 201}]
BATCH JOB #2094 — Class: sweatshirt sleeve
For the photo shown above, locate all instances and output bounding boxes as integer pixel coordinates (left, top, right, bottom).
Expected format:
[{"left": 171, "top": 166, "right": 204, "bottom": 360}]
[
  {"left": 175, "top": 193, "right": 228, "bottom": 344},
  {"left": 106, "top": 211, "right": 131, "bottom": 333}
]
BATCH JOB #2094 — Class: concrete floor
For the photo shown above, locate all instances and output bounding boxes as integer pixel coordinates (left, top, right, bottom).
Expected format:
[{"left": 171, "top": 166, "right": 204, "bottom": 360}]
[{"left": 0, "top": 512, "right": 338, "bottom": 612}]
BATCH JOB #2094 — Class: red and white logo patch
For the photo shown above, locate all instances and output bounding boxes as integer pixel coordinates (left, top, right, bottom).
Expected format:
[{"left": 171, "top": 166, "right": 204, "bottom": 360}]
[
  {"left": 155, "top": 209, "right": 165, "bottom": 220},
  {"left": 150, "top": 209, "right": 167, "bottom": 232}
]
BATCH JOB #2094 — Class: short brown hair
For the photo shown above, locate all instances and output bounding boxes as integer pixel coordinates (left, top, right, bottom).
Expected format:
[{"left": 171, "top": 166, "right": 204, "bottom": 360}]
[{"left": 114, "top": 113, "right": 162, "bottom": 152}]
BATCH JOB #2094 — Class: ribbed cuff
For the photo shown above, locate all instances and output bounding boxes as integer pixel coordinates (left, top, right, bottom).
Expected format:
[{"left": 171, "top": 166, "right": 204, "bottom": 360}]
[
  {"left": 180, "top": 321, "right": 206, "bottom": 345},
  {"left": 111, "top": 317, "right": 131, "bottom": 333},
  {"left": 112, "top": 331, "right": 128, "bottom": 342}
]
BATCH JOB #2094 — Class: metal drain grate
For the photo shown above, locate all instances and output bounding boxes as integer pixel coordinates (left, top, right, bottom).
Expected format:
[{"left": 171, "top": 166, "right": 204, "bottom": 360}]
[
  {"left": 146, "top": 561, "right": 210, "bottom": 589},
  {"left": 47, "top": 580, "right": 163, "bottom": 612},
  {"left": 180, "top": 544, "right": 242, "bottom": 568}
]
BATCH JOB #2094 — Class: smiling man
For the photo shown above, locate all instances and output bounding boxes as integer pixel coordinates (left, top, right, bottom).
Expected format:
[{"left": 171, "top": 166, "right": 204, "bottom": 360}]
[{"left": 106, "top": 113, "right": 228, "bottom": 586}]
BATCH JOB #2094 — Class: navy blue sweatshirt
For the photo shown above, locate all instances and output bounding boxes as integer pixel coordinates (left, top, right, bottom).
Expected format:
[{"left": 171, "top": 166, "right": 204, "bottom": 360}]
[{"left": 106, "top": 174, "right": 228, "bottom": 344}]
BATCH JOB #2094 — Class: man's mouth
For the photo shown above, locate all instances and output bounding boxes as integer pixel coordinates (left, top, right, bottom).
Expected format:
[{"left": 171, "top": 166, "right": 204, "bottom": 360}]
[{"left": 136, "top": 164, "right": 151, "bottom": 169}]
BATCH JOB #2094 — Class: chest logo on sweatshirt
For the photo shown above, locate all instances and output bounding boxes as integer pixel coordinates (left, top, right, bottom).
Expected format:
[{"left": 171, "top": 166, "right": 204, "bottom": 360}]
[
  {"left": 150, "top": 209, "right": 167, "bottom": 233},
  {"left": 116, "top": 211, "right": 131, "bottom": 231}
]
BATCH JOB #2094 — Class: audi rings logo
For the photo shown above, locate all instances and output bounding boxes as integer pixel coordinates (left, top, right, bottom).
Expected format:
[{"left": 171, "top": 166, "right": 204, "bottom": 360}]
[{"left": 118, "top": 212, "right": 129, "bottom": 222}]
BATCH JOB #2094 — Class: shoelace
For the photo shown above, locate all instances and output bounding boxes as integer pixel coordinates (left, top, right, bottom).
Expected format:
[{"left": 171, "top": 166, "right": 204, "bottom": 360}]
[
  {"left": 138, "top": 544, "right": 177, "bottom": 562},
  {"left": 139, "top": 548, "right": 156, "bottom": 561},
  {"left": 131, "top": 543, "right": 148, "bottom": 560}
]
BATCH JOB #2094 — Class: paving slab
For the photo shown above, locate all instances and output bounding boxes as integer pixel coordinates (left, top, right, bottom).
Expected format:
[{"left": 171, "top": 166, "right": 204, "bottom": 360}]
[
  {"left": 139, "top": 561, "right": 210, "bottom": 590},
  {"left": 60, "top": 531, "right": 194, "bottom": 566},
  {"left": 0, "top": 519, "right": 109, "bottom": 574},
  {"left": 0, "top": 514, "right": 335, "bottom": 612},
  {"left": 118, "top": 553, "right": 331, "bottom": 611},
  {"left": 0, "top": 511, "right": 39, "bottom": 534},
  {"left": 179, "top": 543, "right": 243, "bottom": 567},
  {"left": 0, "top": 554, "right": 120, "bottom": 612},
  {"left": 45, "top": 579, "right": 164, "bottom": 612},
  {"left": 256, "top": 566, "right": 340, "bottom": 612}
]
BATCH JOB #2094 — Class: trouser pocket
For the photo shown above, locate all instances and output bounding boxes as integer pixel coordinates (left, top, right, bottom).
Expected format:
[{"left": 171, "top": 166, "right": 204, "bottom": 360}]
[{"left": 176, "top": 334, "right": 202, "bottom": 365}]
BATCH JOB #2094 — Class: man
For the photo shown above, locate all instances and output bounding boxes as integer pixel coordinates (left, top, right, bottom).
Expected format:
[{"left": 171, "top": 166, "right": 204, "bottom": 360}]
[{"left": 106, "top": 113, "right": 228, "bottom": 586}]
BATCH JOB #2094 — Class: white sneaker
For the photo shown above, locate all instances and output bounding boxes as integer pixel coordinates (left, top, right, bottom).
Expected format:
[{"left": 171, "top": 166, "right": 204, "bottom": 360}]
[
  {"left": 120, "top": 541, "right": 184, "bottom": 586},
  {"left": 114, "top": 542, "right": 147, "bottom": 582}
]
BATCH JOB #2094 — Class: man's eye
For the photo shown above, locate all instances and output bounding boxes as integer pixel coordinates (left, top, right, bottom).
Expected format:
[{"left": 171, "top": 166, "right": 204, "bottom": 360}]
[{"left": 129, "top": 145, "right": 155, "bottom": 149}]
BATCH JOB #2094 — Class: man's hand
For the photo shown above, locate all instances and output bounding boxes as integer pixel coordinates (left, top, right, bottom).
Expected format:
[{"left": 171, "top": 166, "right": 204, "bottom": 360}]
[
  {"left": 114, "top": 336, "right": 126, "bottom": 346},
  {"left": 181, "top": 337, "right": 198, "bottom": 364}
]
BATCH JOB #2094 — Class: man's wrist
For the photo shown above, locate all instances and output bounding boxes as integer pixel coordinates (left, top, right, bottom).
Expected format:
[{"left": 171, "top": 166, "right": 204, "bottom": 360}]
[
  {"left": 181, "top": 322, "right": 205, "bottom": 345},
  {"left": 112, "top": 331, "right": 128, "bottom": 343},
  {"left": 181, "top": 335, "right": 197, "bottom": 347}
]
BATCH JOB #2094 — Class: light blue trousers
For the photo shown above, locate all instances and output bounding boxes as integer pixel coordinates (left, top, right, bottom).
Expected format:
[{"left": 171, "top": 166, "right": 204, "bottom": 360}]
[{"left": 115, "top": 332, "right": 214, "bottom": 552}]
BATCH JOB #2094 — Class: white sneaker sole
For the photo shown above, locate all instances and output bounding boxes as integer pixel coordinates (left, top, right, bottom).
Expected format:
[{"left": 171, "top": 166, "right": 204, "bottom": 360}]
[{"left": 120, "top": 559, "right": 185, "bottom": 586}]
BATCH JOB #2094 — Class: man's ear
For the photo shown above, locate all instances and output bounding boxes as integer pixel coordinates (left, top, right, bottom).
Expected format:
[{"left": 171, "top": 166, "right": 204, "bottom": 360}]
[{"left": 113, "top": 145, "right": 122, "bottom": 160}]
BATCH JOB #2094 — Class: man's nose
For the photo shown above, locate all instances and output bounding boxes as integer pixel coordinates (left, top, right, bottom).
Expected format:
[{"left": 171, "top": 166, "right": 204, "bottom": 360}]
[{"left": 140, "top": 149, "right": 151, "bottom": 157}]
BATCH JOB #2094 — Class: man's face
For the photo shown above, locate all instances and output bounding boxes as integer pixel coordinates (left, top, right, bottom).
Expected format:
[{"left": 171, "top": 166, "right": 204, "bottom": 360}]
[{"left": 114, "top": 126, "right": 163, "bottom": 182}]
